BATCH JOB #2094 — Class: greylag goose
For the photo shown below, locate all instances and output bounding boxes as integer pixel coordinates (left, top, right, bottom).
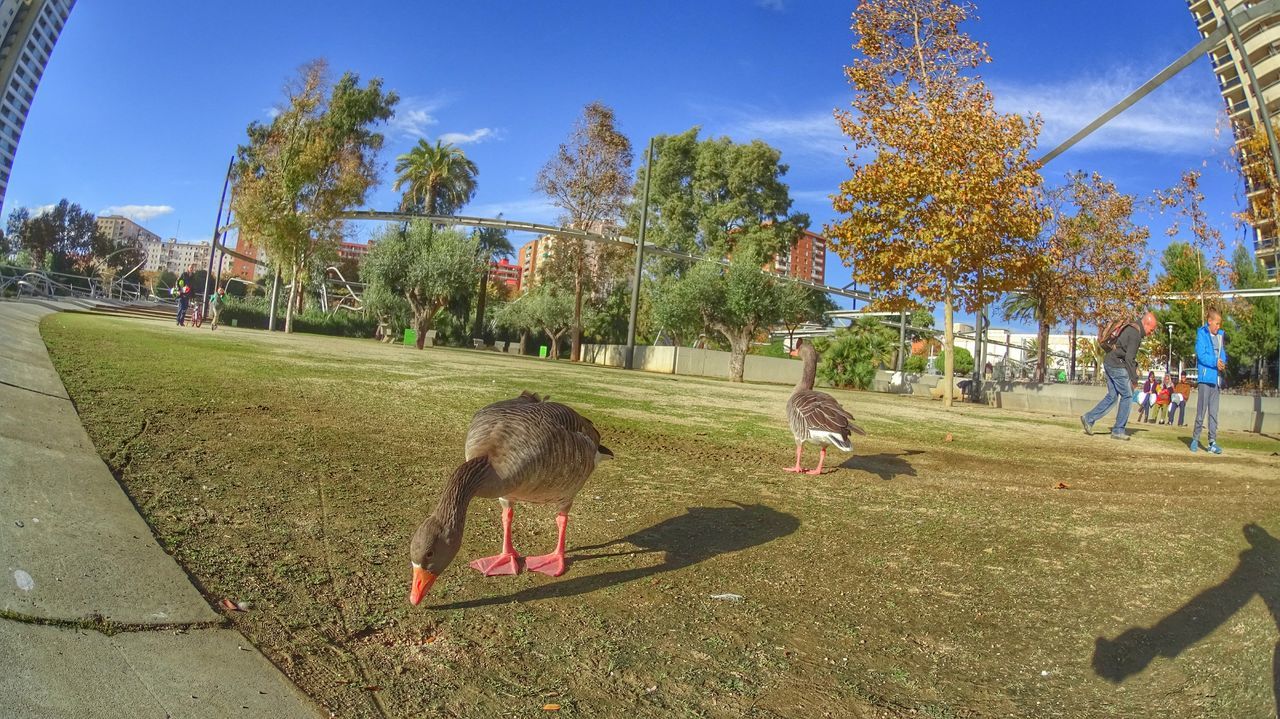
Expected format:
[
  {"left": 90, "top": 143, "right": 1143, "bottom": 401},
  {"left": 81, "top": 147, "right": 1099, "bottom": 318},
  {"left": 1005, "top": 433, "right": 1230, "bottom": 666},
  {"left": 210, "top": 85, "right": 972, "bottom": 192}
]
[
  {"left": 409, "top": 391, "right": 613, "bottom": 605},
  {"left": 785, "top": 339, "right": 866, "bottom": 474}
]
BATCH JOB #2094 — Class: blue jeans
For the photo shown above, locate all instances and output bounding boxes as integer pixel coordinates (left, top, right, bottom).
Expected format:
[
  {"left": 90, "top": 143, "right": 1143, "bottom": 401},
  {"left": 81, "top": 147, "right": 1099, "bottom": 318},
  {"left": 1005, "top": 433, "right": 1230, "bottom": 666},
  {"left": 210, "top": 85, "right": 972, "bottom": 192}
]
[
  {"left": 176, "top": 295, "right": 189, "bottom": 325},
  {"left": 1084, "top": 365, "right": 1133, "bottom": 434}
]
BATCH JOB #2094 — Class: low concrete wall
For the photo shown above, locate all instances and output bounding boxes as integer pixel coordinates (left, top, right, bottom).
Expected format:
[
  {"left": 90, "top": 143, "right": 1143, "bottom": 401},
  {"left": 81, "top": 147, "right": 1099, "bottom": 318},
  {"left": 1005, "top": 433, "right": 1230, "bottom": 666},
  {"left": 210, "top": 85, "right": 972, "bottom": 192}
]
[
  {"left": 579, "top": 344, "right": 1279, "bottom": 433},
  {"left": 993, "top": 382, "right": 1280, "bottom": 434}
]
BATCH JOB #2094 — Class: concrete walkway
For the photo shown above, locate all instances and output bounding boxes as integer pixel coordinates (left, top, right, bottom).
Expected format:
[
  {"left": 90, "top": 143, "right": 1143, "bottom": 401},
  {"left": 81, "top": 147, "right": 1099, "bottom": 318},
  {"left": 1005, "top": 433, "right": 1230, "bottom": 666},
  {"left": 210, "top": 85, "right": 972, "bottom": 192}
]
[{"left": 0, "top": 299, "right": 320, "bottom": 717}]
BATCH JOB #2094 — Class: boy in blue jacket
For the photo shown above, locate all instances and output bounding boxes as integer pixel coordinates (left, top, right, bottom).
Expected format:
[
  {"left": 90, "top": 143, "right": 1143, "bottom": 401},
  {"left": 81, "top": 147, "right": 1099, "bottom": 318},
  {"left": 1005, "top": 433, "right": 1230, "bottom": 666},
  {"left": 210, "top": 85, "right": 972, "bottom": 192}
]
[{"left": 1190, "top": 307, "right": 1227, "bottom": 454}]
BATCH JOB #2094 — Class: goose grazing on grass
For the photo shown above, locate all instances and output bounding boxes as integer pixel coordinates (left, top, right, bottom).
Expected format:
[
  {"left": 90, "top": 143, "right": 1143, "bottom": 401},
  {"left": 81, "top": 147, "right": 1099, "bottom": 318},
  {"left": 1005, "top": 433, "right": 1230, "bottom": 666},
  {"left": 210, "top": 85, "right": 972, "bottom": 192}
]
[
  {"left": 408, "top": 391, "right": 613, "bottom": 605},
  {"left": 785, "top": 339, "right": 866, "bottom": 475}
]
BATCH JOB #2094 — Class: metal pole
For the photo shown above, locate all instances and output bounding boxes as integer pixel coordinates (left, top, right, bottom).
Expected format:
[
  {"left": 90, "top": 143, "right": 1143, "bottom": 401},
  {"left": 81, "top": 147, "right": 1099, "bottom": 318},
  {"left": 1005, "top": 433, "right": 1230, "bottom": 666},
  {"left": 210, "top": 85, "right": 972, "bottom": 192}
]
[
  {"left": 896, "top": 309, "right": 906, "bottom": 372},
  {"left": 1035, "top": 0, "right": 1280, "bottom": 167},
  {"left": 624, "top": 138, "right": 655, "bottom": 370},
  {"left": 1167, "top": 323, "right": 1173, "bottom": 373},
  {"left": 202, "top": 156, "right": 235, "bottom": 316}
]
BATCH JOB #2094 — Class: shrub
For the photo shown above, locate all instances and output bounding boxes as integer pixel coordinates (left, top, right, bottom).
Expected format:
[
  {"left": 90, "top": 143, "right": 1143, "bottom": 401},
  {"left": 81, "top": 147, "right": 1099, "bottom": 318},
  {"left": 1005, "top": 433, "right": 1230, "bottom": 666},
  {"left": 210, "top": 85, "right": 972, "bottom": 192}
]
[
  {"left": 936, "top": 347, "right": 974, "bottom": 375},
  {"left": 217, "top": 296, "right": 376, "bottom": 338},
  {"left": 904, "top": 354, "right": 927, "bottom": 374},
  {"left": 817, "top": 318, "right": 897, "bottom": 390}
]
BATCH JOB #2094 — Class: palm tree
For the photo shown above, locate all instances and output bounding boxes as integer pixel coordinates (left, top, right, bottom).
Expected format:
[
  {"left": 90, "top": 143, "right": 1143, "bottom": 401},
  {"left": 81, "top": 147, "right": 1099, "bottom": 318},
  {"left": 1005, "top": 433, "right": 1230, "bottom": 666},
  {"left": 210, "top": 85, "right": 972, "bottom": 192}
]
[
  {"left": 393, "top": 139, "right": 478, "bottom": 215},
  {"left": 471, "top": 219, "right": 514, "bottom": 339},
  {"left": 1002, "top": 287, "right": 1052, "bottom": 384}
]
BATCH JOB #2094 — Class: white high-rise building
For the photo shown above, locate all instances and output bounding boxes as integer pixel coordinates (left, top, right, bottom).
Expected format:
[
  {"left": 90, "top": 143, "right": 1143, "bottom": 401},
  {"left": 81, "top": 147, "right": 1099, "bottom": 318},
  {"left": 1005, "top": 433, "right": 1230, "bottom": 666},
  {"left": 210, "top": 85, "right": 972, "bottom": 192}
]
[
  {"left": 1191, "top": 0, "right": 1280, "bottom": 280},
  {"left": 0, "top": 0, "right": 74, "bottom": 214}
]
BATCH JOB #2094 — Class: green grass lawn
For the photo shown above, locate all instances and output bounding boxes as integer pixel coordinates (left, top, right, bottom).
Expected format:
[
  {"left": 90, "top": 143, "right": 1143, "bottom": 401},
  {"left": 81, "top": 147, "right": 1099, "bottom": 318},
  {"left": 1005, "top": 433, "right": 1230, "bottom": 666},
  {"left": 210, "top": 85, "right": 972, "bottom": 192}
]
[{"left": 42, "top": 312, "right": 1280, "bottom": 719}]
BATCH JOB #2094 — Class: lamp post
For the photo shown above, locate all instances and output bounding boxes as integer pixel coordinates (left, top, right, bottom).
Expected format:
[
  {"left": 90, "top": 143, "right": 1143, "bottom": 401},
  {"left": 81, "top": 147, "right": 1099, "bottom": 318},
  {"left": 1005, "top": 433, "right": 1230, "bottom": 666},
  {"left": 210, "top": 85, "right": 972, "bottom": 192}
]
[{"left": 1165, "top": 322, "right": 1175, "bottom": 373}]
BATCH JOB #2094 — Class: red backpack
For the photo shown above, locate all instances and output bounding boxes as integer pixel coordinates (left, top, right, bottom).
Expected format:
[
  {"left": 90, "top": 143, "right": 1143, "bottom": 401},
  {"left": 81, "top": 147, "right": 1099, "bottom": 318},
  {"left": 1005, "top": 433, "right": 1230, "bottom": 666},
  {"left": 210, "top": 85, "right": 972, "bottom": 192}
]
[{"left": 1097, "top": 319, "right": 1138, "bottom": 353}]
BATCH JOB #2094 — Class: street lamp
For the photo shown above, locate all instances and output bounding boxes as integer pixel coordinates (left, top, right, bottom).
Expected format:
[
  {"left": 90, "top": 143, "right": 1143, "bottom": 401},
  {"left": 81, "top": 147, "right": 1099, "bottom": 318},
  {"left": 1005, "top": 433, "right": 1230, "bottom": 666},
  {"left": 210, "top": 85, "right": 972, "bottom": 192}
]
[{"left": 1166, "top": 322, "right": 1175, "bottom": 373}]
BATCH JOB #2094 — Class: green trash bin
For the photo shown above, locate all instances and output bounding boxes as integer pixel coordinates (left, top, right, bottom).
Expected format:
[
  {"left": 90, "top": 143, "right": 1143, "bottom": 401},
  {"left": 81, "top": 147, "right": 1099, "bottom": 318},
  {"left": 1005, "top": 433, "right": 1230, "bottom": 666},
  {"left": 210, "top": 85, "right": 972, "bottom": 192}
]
[
  {"left": 404, "top": 328, "right": 417, "bottom": 346},
  {"left": 539, "top": 345, "right": 548, "bottom": 358},
  {"left": 230, "top": 319, "right": 238, "bottom": 327}
]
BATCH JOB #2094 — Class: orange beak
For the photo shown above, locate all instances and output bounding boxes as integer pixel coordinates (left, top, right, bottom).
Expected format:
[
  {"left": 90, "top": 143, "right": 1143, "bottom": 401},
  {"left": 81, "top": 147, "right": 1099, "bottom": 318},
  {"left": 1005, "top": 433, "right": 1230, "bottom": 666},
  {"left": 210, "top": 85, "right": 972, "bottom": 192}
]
[{"left": 409, "top": 565, "right": 437, "bottom": 606}]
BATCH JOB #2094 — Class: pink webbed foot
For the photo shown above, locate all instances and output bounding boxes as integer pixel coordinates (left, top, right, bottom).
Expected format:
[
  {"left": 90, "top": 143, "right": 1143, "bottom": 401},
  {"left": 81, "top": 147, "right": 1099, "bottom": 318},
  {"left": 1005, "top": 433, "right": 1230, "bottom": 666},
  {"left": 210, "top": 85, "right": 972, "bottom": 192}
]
[
  {"left": 525, "top": 552, "right": 567, "bottom": 577},
  {"left": 804, "top": 447, "right": 828, "bottom": 475},
  {"left": 469, "top": 552, "right": 522, "bottom": 576}
]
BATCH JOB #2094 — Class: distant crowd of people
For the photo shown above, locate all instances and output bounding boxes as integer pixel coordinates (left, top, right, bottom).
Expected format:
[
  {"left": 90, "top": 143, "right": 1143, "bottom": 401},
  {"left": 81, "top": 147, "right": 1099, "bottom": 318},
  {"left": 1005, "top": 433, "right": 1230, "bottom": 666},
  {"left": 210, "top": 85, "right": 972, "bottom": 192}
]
[
  {"left": 1133, "top": 370, "right": 1193, "bottom": 427},
  {"left": 1080, "top": 307, "right": 1228, "bottom": 454}
]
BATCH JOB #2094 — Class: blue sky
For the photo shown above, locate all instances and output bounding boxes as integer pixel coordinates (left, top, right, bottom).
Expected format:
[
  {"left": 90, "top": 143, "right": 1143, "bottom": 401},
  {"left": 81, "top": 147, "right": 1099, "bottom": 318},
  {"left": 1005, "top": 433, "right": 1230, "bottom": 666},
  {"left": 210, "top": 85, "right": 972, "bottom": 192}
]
[{"left": 9, "top": 1, "right": 1244, "bottom": 327}]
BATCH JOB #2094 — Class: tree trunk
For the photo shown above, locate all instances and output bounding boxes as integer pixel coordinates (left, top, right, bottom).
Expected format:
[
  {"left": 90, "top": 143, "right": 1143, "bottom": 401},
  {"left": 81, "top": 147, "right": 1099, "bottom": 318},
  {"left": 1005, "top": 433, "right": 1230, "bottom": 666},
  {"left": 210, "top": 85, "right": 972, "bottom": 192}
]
[
  {"left": 571, "top": 263, "right": 584, "bottom": 362},
  {"left": 726, "top": 331, "right": 750, "bottom": 383},
  {"left": 943, "top": 296, "right": 955, "bottom": 408},
  {"left": 414, "top": 309, "right": 430, "bottom": 350},
  {"left": 518, "top": 330, "right": 528, "bottom": 356},
  {"left": 1069, "top": 319, "right": 1078, "bottom": 382},
  {"left": 284, "top": 265, "right": 299, "bottom": 333},
  {"left": 472, "top": 269, "right": 490, "bottom": 340},
  {"left": 1036, "top": 320, "right": 1049, "bottom": 384},
  {"left": 549, "top": 331, "right": 562, "bottom": 360}
]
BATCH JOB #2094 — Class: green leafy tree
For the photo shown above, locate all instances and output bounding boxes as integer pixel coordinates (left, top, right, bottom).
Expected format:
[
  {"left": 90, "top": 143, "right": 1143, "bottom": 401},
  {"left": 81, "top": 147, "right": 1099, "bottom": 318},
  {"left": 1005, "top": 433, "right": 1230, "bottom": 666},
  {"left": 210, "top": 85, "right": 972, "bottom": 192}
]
[
  {"left": 494, "top": 294, "right": 538, "bottom": 354},
  {"left": 652, "top": 251, "right": 787, "bottom": 382},
  {"left": 232, "top": 59, "right": 397, "bottom": 333},
  {"left": 630, "top": 127, "right": 809, "bottom": 267},
  {"left": 362, "top": 221, "right": 481, "bottom": 349},
  {"left": 828, "top": 0, "right": 1046, "bottom": 408},
  {"left": 778, "top": 283, "right": 837, "bottom": 349},
  {"left": 536, "top": 102, "right": 634, "bottom": 362},
  {"left": 523, "top": 285, "right": 576, "bottom": 359},
  {"left": 1153, "top": 242, "right": 1217, "bottom": 368},
  {"left": 393, "top": 139, "right": 478, "bottom": 215},
  {"left": 1228, "top": 244, "right": 1279, "bottom": 386},
  {"left": 8, "top": 200, "right": 106, "bottom": 273}
]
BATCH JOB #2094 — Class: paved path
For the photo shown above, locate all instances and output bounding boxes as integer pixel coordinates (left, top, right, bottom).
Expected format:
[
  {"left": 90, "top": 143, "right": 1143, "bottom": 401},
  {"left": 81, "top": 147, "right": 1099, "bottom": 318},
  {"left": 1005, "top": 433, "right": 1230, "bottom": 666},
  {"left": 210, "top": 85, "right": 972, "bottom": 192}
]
[{"left": 0, "top": 299, "right": 320, "bottom": 717}]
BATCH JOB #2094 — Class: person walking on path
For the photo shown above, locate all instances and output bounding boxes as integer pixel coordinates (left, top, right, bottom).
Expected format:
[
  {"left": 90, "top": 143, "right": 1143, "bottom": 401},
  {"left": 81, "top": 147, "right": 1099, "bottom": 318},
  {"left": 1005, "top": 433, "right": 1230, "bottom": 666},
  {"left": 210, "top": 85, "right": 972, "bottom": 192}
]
[
  {"left": 1081, "top": 311, "right": 1157, "bottom": 441},
  {"left": 1172, "top": 373, "right": 1192, "bottom": 427},
  {"left": 175, "top": 264, "right": 196, "bottom": 326},
  {"left": 1190, "top": 308, "right": 1228, "bottom": 454}
]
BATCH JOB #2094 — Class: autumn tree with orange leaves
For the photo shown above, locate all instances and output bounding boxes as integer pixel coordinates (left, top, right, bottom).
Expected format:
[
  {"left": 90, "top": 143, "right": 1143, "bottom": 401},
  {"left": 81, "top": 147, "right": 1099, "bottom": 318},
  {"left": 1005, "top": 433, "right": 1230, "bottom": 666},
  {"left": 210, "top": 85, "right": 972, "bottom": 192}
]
[{"left": 828, "top": 0, "right": 1046, "bottom": 407}]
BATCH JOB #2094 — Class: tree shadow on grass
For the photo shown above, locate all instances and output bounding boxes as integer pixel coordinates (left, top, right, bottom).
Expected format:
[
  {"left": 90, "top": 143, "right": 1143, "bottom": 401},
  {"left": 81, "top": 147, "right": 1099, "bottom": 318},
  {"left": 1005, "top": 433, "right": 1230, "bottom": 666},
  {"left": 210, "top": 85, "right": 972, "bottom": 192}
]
[
  {"left": 430, "top": 501, "right": 799, "bottom": 610},
  {"left": 1092, "top": 524, "right": 1280, "bottom": 717},
  {"left": 838, "top": 450, "right": 923, "bottom": 481}
]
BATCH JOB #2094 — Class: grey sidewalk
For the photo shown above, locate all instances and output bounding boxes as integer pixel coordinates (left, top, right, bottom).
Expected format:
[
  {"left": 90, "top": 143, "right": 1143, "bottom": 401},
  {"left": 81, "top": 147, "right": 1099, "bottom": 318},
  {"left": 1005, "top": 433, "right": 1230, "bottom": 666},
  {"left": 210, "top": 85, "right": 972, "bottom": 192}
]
[{"left": 0, "top": 299, "right": 320, "bottom": 717}]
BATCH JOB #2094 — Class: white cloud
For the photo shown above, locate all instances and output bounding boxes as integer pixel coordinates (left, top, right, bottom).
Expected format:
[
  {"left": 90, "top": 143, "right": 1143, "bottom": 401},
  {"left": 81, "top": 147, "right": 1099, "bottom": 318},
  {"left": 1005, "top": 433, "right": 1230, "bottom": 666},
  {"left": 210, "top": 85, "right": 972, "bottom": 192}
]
[
  {"left": 439, "top": 127, "right": 500, "bottom": 145},
  {"left": 708, "top": 105, "right": 846, "bottom": 157},
  {"left": 30, "top": 204, "right": 56, "bottom": 216},
  {"left": 387, "top": 96, "right": 449, "bottom": 140},
  {"left": 264, "top": 107, "right": 280, "bottom": 119},
  {"left": 790, "top": 189, "right": 834, "bottom": 203},
  {"left": 756, "top": 0, "right": 785, "bottom": 10},
  {"left": 99, "top": 204, "right": 175, "bottom": 222},
  {"left": 991, "top": 69, "right": 1227, "bottom": 156},
  {"left": 467, "top": 197, "right": 562, "bottom": 225}
]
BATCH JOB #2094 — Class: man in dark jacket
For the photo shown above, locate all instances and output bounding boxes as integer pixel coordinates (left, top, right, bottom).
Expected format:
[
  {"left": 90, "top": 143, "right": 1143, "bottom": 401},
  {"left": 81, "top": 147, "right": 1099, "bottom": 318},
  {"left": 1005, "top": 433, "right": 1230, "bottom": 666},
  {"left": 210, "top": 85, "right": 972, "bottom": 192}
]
[{"left": 1081, "top": 311, "right": 1157, "bottom": 441}]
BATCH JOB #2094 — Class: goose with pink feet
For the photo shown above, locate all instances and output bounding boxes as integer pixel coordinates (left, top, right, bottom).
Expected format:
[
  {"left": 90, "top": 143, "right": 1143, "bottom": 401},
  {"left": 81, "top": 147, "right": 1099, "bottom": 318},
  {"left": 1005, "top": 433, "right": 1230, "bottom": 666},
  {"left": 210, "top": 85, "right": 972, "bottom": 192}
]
[
  {"left": 408, "top": 391, "right": 612, "bottom": 605},
  {"left": 785, "top": 339, "right": 866, "bottom": 474}
]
